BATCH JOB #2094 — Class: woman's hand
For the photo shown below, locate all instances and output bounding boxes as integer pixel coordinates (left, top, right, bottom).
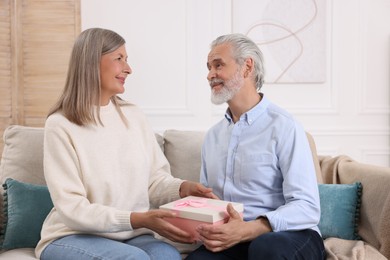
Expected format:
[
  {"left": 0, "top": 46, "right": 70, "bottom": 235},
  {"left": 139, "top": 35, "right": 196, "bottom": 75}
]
[
  {"left": 179, "top": 181, "right": 219, "bottom": 199},
  {"left": 130, "top": 210, "right": 195, "bottom": 243}
]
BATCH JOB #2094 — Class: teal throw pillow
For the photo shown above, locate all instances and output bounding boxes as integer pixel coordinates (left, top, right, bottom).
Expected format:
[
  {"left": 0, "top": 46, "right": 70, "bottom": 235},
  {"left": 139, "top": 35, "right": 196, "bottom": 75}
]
[
  {"left": 1, "top": 178, "right": 53, "bottom": 249},
  {"left": 318, "top": 182, "right": 362, "bottom": 240}
]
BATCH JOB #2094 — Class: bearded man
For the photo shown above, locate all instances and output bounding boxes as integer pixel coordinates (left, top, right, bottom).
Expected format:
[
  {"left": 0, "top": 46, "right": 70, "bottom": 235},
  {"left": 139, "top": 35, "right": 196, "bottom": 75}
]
[{"left": 186, "top": 34, "right": 326, "bottom": 260}]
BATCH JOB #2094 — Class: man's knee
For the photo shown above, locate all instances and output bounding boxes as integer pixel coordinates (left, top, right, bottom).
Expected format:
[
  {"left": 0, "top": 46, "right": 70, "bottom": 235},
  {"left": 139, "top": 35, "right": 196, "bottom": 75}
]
[
  {"left": 248, "top": 231, "right": 325, "bottom": 260},
  {"left": 248, "top": 233, "right": 289, "bottom": 259}
]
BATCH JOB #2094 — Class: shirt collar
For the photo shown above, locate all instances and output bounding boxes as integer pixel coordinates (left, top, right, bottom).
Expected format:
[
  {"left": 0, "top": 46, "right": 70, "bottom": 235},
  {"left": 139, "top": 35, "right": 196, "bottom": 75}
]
[{"left": 224, "top": 93, "right": 269, "bottom": 125}]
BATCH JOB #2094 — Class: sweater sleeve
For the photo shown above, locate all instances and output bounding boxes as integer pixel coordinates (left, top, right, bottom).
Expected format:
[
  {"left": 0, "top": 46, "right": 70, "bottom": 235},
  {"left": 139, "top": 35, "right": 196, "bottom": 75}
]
[{"left": 44, "top": 117, "right": 132, "bottom": 233}]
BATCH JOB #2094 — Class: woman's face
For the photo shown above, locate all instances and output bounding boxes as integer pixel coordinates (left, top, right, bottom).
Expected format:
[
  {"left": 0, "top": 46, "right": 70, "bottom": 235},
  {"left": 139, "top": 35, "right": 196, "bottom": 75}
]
[{"left": 100, "top": 44, "right": 131, "bottom": 105}]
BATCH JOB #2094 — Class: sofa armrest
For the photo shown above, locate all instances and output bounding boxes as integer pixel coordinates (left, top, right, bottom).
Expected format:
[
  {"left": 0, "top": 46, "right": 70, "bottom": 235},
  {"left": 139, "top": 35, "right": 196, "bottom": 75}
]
[{"left": 319, "top": 155, "right": 390, "bottom": 259}]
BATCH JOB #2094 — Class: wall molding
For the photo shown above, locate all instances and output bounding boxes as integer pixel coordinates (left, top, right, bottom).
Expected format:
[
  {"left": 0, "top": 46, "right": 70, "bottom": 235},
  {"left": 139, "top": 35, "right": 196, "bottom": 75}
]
[
  {"left": 309, "top": 128, "right": 390, "bottom": 136},
  {"left": 357, "top": 0, "right": 390, "bottom": 115}
]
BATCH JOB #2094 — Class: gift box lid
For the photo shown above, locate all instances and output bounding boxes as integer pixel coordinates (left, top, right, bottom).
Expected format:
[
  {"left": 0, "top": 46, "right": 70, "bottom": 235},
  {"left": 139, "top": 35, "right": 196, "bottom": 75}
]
[{"left": 159, "top": 196, "right": 244, "bottom": 223}]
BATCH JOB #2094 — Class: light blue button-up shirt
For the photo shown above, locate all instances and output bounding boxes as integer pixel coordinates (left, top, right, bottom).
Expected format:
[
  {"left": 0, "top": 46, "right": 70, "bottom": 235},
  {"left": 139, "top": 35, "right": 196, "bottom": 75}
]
[{"left": 200, "top": 94, "right": 321, "bottom": 234}]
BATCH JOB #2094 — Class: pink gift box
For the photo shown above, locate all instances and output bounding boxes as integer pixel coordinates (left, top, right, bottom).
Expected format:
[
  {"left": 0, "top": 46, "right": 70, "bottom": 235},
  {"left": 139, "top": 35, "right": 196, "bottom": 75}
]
[{"left": 159, "top": 196, "right": 244, "bottom": 240}]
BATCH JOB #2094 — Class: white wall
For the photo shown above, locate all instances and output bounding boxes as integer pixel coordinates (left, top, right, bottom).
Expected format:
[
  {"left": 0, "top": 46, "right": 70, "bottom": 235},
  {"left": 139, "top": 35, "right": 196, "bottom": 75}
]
[{"left": 81, "top": 0, "right": 390, "bottom": 167}]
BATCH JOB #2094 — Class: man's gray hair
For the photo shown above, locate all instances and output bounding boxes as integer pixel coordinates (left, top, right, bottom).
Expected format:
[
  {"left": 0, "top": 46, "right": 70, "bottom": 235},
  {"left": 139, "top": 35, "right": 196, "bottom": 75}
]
[{"left": 211, "top": 33, "right": 265, "bottom": 92}]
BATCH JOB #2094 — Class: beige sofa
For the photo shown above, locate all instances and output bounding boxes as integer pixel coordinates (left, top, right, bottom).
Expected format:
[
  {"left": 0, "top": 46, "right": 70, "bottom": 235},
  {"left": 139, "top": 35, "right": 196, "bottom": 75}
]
[{"left": 0, "top": 125, "right": 389, "bottom": 260}]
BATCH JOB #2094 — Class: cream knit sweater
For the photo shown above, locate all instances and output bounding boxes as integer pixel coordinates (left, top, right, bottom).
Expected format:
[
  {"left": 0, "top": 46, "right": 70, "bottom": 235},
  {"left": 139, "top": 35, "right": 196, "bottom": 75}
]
[{"left": 35, "top": 101, "right": 183, "bottom": 258}]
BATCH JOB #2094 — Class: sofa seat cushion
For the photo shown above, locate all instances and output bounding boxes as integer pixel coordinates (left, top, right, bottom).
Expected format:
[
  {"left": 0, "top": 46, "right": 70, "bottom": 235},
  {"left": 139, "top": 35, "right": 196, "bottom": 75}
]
[{"left": 0, "top": 248, "right": 37, "bottom": 259}]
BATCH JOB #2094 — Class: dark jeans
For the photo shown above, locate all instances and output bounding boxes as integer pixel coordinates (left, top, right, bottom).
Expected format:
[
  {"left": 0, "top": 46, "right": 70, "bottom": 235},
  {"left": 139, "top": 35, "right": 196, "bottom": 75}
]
[{"left": 185, "top": 229, "right": 326, "bottom": 260}]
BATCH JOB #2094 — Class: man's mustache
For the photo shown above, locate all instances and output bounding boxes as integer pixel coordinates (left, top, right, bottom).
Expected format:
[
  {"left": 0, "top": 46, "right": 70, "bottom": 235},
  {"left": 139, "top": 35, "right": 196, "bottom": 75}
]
[{"left": 209, "top": 78, "right": 224, "bottom": 88}]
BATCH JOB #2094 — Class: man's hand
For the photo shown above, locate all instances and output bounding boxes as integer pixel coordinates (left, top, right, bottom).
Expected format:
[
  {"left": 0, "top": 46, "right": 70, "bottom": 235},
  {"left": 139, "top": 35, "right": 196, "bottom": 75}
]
[
  {"left": 131, "top": 209, "right": 195, "bottom": 243},
  {"left": 179, "top": 181, "right": 219, "bottom": 199},
  {"left": 196, "top": 203, "right": 272, "bottom": 252}
]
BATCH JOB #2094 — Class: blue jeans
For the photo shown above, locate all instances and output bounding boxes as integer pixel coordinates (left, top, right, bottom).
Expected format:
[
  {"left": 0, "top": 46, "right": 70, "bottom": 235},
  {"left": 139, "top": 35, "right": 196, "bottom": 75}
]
[
  {"left": 40, "top": 234, "right": 181, "bottom": 260},
  {"left": 185, "top": 229, "right": 326, "bottom": 260}
]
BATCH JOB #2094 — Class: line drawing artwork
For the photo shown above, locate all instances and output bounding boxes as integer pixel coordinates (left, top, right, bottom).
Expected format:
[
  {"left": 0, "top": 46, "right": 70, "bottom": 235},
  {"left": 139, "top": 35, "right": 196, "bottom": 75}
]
[{"left": 233, "top": 0, "right": 326, "bottom": 83}]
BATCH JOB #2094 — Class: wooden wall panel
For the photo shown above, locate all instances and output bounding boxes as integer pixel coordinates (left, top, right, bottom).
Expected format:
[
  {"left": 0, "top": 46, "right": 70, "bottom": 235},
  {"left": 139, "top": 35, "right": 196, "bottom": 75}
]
[
  {"left": 0, "top": 0, "right": 12, "bottom": 153},
  {"left": 0, "top": 0, "right": 80, "bottom": 156}
]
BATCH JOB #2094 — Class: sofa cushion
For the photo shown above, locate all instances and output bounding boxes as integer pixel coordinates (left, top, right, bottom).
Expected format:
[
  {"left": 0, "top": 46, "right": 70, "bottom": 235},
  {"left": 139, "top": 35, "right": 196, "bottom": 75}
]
[
  {"left": 305, "top": 132, "right": 323, "bottom": 184},
  {"left": 155, "top": 133, "right": 164, "bottom": 152},
  {"left": 318, "top": 182, "right": 362, "bottom": 240},
  {"left": 1, "top": 178, "right": 53, "bottom": 249},
  {"left": 163, "top": 130, "right": 322, "bottom": 183},
  {"left": 0, "top": 126, "right": 45, "bottom": 186},
  {"left": 0, "top": 125, "right": 46, "bottom": 231},
  {"left": 163, "top": 130, "right": 205, "bottom": 182}
]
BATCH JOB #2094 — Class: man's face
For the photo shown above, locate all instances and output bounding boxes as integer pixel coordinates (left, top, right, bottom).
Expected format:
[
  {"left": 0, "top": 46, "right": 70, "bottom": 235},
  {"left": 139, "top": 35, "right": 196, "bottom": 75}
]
[{"left": 207, "top": 43, "right": 244, "bottom": 105}]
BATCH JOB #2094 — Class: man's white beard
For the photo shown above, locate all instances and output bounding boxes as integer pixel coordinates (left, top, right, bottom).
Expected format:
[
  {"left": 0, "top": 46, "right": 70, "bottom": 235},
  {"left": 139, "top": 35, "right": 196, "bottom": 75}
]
[{"left": 210, "top": 71, "right": 244, "bottom": 105}]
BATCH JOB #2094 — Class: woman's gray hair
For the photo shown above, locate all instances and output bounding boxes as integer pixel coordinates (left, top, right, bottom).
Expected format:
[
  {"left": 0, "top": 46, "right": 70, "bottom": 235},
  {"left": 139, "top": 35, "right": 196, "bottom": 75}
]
[
  {"left": 211, "top": 33, "right": 265, "bottom": 92},
  {"left": 48, "top": 28, "right": 128, "bottom": 126}
]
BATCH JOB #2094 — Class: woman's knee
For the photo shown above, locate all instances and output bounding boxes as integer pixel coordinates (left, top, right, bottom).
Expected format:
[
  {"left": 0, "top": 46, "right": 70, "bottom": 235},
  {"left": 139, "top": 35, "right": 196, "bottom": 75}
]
[
  {"left": 125, "top": 235, "right": 181, "bottom": 260},
  {"left": 143, "top": 242, "right": 181, "bottom": 260}
]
